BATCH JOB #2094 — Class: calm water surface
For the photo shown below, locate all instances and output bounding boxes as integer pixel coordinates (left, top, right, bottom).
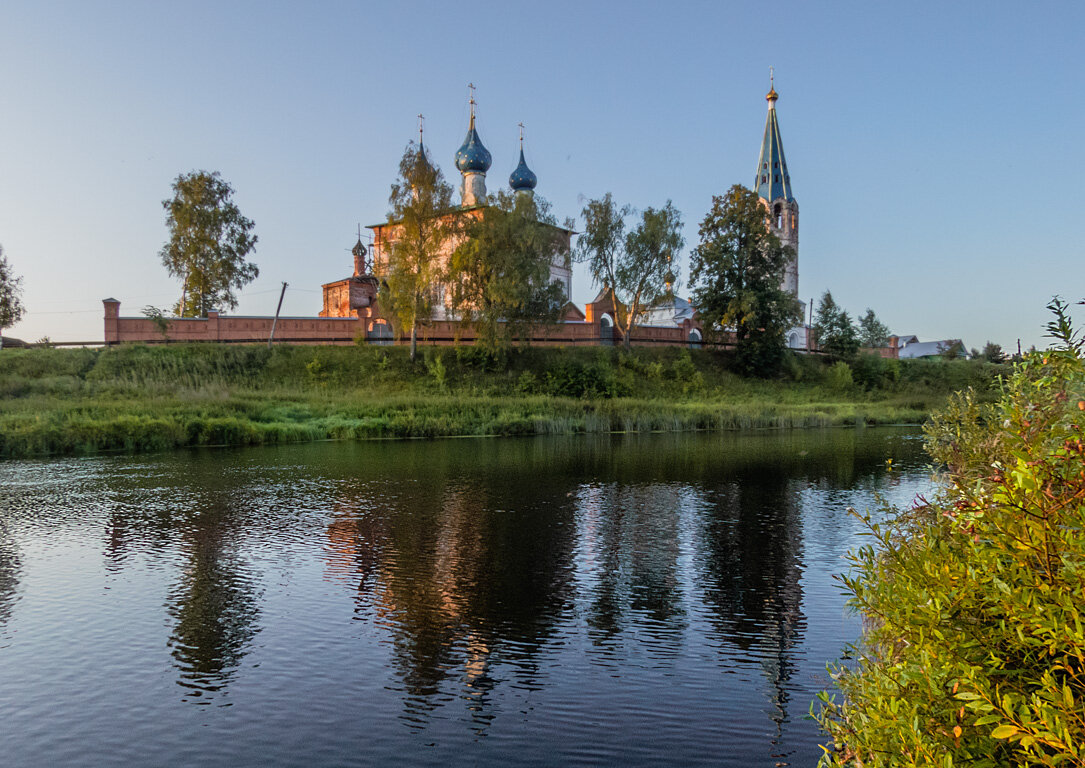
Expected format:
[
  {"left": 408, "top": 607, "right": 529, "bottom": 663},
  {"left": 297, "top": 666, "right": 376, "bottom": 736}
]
[{"left": 0, "top": 429, "right": 933, "bottom": 767}]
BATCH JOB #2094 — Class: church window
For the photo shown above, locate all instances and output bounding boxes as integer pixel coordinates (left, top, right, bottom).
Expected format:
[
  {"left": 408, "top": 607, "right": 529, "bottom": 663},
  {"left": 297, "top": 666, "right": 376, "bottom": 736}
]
[
  {"left": 773, "top": 161, "right": 778, "bottom": 168},
  {"left": 774, "top": 203, "right": 782, "bottom": 228},
  {"left": 761, "top": 175, "right": 767, "bottom": 183},
  {"left": 774, "top": 175, "right": 779, "bottom": 183}
]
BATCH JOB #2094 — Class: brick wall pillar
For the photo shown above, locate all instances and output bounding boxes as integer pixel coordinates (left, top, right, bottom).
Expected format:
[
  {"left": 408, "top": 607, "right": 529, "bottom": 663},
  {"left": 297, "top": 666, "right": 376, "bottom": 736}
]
[
  {"left": 103, "top": 298, "right": 120, "bottom": 344},
  {"left": 207, "top": 310, "right": 220, "bottom": 341}
]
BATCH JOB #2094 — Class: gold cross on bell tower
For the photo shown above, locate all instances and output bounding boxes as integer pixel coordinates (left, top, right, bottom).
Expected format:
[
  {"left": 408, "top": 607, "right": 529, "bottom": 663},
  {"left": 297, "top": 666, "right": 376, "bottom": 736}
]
[{"left": 518, "top": 121, "right": 524, "bottom": 147}]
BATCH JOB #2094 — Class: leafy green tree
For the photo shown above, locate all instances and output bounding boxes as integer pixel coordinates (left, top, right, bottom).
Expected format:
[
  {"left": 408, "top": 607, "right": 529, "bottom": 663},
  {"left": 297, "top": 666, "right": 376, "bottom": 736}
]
[
  {"left": 448, "top": 190, "right": 566, "bottom": 354},
  {"left": 0, "top": 245, "right": 25, "bottom": 349},
  {"left": 160, "top": 171, "right": 258, "bottom": 317},
  {"left": 981, "top": 341, "right": 1007, "bottom": 363},
  {"left": 575, "top": 194, "right": 685, "bottom": 348},
  {"left": 378, "top": 142, "right": 456, "bottom": 361},
  {"left": 690, "top": 185, "right": 800, "bottom": 374},
  {"left": 939, "top": 340, "right": 965, "bottom": 359},
  {"left": 142, "top": 305, "right": 171, "bottom": 341},
  {"left": 813, "top": 291, "right": 860, "bottom": 359},
  {"left": 816, "top": 298, "right": 1085, "bottom": 767},
  {"left": 856, "top": 308, "right": 890, "bottom": 348},
  {"left": 619, "top": 202, "right": 685, "bottom": 347}
]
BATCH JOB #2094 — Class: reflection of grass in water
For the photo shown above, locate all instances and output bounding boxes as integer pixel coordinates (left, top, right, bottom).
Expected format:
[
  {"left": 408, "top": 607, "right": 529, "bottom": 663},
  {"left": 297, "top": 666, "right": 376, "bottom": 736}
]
[{"left": 0, "top": 345, "right": 1004, "bottom": 458}]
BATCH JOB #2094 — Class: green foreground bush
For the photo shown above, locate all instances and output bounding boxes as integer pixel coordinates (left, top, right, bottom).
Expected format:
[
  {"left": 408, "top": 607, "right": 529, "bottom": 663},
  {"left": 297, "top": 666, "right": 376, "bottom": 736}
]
[{"left": 817, "top": 308, "right": 1085, "bottom": 766}]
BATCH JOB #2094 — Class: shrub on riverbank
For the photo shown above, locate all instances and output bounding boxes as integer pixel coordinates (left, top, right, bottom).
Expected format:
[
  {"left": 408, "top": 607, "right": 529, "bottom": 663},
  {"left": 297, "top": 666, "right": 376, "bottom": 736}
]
[
  {"left": 816, "top": 303, "right": 1085, "bottom": 766},
  {"left": 0, "top": 344, "right": 1001, "bottom": 457}
]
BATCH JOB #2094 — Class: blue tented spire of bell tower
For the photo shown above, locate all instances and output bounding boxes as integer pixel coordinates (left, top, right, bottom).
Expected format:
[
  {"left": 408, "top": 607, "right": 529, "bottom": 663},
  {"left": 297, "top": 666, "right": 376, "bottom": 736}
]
[{"left": 754, "top": 78, "right": 794, "bottom": 203}]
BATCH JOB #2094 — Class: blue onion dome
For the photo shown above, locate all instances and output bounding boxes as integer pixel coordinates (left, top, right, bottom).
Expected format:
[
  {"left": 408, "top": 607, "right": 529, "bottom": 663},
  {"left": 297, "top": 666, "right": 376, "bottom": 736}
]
[
  {"left": 509, "top": 148, "right": 537, "bottom": 191},
  {"left": 455, "top": 116, "right": 492, "bottom": 173}
]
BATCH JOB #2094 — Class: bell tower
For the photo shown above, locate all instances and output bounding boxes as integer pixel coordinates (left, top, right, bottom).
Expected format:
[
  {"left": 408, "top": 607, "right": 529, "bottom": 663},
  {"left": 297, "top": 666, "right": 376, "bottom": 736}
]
[{"left": 755, "top": 71, "right": 799, "bottom": 297}]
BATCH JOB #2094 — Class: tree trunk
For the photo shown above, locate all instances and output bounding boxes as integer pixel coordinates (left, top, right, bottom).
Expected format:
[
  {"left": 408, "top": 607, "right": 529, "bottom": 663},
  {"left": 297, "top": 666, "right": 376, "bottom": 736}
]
[
  {"left": 620, "top": 291, "right": 640, "bottom": 349},
  {"left": 179, "top": 272, "right": 189, "bottom": 317},
  {"left": 410, "top": 324, "right": 417, "bottom": 362}
]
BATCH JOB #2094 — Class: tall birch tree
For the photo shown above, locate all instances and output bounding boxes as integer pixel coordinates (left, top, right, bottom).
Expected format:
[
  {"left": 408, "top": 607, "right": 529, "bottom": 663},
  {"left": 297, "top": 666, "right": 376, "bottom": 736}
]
[{"left": 378, "top": 142, "right": 456, "bottom": 361}]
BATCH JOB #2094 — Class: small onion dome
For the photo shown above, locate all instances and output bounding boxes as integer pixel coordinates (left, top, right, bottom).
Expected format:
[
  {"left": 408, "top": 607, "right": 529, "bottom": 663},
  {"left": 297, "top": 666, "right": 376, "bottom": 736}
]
[
  {"left": 352, "top": 238, "right": 367, "bottom": 259},
  {"left": 455, "top": 120, "right": 492, "bottom": 173},
  {"left": 415, "top": 140, "right": 432, "bottom": 171},
  {"left": 509, "top": 148, "right": 537, "bottom": 191},
  {"left": 766, "top": 87, "right": 779, "bottom": 102}
]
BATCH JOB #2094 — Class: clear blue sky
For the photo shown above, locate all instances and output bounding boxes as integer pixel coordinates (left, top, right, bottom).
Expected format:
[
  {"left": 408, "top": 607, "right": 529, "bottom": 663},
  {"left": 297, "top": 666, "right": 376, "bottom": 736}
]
[{"left": 2, "top": 0, "right": 1081, "bottom": 350}]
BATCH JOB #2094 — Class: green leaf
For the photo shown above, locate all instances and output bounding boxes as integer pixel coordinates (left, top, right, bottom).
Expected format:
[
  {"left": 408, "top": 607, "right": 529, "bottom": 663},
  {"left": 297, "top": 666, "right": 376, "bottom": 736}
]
[{"left": 991, "top": 725, "right": 1019, "bottom": 739}]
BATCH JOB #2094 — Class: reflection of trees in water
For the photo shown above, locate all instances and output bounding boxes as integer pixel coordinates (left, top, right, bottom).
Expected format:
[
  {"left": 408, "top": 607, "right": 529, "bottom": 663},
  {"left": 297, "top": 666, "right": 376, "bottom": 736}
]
[
  {"left": 576, "top": 483, "right": 687, "bottom": 651},
  {"left": 83, "top": 431, "right": 906, "bottom": 724},
  {"left": 90, "top": 457, "right": 265, "bottom": 703},
  {"left": 0, "top": 518, "right": 21, "bottom": 640},
  {"left": 698, "top": 468, "right": 806, "bottom": 754},
  {"left": 165, "top": 499, "right": 262, "bottom": 702},
  {"left": 95, "top": 453, "right": 266, "bottom": 704},
  {"left": 325, "top": 472, "right": 577, "bottom": 725}
]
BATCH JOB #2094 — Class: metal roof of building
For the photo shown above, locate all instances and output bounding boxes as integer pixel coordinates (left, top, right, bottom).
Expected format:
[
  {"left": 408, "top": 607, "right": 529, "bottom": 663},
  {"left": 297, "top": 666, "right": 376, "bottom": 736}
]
[{"left": 898, "top": 339, "right": 967, "bottom": 359}]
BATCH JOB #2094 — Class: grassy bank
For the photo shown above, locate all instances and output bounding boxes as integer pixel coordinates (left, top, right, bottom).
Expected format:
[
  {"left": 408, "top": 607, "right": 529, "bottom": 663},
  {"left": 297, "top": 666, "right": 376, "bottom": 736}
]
[{"left": 0, "top": 344, "right": 1005, "bottom": 458}]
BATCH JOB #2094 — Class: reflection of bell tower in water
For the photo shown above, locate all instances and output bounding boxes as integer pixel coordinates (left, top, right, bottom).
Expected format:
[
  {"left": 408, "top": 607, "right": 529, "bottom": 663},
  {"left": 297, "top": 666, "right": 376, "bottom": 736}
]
[
  {"left": 755, "top": 70, "right": 799, "bottom": 298},
  {"left": 699, "top": 467, "right": 806, "bottom": 748}
]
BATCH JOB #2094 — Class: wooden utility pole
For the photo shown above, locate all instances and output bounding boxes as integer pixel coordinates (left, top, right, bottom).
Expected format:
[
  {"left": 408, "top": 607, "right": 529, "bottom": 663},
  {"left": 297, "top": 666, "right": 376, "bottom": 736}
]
[{"left": 268, "top": 282, "right": 288, "bottom": 348}]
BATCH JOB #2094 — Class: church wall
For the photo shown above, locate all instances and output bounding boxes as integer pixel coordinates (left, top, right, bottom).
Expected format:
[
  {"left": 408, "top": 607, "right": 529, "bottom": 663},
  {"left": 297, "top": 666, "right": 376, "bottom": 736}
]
[
  {"left": 103, "top": 300, "right": 709, "bottom": 348},
  {"left": 104, "top": 302, "right": 364, "bottom": 345}
]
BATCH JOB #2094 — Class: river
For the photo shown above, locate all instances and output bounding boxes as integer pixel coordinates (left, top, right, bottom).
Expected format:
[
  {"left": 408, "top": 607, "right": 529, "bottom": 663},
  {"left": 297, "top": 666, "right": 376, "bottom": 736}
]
[{"left": 0, "top": 428, "right": 933, "bottom": 767}]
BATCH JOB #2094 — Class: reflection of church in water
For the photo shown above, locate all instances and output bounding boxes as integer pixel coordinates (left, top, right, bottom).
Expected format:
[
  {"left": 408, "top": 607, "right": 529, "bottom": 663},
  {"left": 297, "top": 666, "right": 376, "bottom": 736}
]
[
  {"left": 320, "top": 79, "right": 806, "bottom": 347},
  {"left": 320, "top": 437, "right": 807, "bottom": 747}
]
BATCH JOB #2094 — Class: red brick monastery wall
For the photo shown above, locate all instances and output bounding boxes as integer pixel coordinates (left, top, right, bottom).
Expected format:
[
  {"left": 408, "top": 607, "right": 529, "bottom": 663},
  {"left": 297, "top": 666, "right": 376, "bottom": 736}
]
[{"left": 103, "top": 299, "right": 708, "bottom": 348}]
